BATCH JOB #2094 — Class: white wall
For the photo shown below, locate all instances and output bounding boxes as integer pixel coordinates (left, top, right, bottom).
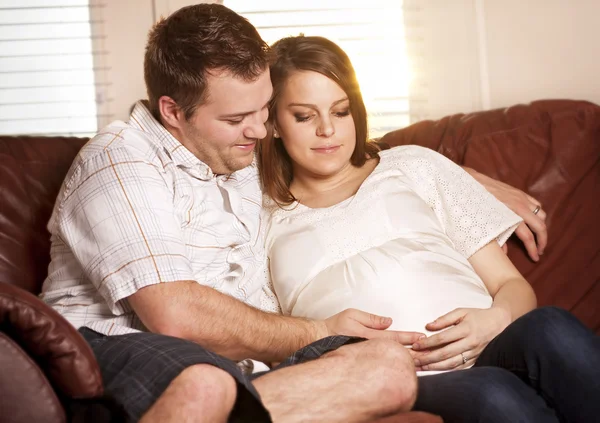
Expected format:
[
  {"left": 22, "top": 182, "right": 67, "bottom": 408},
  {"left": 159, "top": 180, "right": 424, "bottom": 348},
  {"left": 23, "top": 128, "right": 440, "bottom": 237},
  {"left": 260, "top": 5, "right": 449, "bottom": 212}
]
[
  {"left": 154, "top": 0, "right": 222, "bottom": 18},
  {"left": 482, "top": 0, "right": 600, "bottom": 109},
  {"left": 405, "top": 0, "right": 485, "bottom": 121},
  {"left": 97, "top": 0, "right": 154, "bottom": 126},
  {"left": 98, "top": 1, "right": 221, "bottom": 124},
  {"left": 99, "top": 0, "right": 600, "bottom": 124}
]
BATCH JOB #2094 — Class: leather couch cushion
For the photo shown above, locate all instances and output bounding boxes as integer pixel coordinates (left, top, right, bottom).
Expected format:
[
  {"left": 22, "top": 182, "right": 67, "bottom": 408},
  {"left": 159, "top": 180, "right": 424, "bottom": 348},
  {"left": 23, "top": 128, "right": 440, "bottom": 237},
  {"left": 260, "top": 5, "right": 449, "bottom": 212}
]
[{"left": 0, "top": 136, "right": 87, "bottom": 294}]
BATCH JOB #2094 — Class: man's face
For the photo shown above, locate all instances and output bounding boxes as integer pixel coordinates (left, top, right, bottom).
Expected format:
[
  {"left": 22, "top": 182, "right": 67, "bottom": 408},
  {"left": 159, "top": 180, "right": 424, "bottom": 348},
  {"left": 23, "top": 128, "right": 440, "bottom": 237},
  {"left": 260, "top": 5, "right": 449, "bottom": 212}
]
[{"left": 179, "top": 69, "right": 273, "bottom": 174}]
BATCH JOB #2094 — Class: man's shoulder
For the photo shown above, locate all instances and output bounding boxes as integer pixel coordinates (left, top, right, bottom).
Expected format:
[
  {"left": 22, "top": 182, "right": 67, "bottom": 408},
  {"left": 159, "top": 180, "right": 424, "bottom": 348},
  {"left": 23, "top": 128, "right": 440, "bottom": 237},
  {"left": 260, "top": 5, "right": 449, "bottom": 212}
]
[
  {"left": 57, "top": 121, "right": 174, "bottom": 199},
  {"left": 77, "top": 121, "right": 164, "bottom": 164},
  {"left": 67, "top": 122, "right": 172, "bottom": 180}
]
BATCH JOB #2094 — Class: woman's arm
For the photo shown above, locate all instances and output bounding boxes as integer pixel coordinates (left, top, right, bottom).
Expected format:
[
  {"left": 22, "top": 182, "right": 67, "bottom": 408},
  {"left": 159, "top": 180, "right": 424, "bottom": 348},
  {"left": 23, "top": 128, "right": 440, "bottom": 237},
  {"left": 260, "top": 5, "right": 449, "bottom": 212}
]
[
  {"left": 410, "top": 241, "right": 537, "bottom": 371},
  {"left": 469, "top": 241, "right": 537, "bottom": 322}
]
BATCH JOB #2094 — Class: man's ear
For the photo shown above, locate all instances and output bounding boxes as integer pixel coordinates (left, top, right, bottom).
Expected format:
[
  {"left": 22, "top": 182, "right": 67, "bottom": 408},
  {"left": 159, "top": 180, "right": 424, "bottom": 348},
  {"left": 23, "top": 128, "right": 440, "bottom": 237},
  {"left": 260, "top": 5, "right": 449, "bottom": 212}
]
[{"left": 158, "top": 96, "right": 184, "bottom": 129}]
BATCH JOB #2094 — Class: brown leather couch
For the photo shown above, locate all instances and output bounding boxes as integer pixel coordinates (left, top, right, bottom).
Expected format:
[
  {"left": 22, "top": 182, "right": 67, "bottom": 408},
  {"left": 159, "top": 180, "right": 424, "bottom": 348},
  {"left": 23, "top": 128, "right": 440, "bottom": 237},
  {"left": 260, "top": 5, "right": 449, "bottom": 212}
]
[{"left": 1, "top": 99, "right": 598, "bottom": 422}]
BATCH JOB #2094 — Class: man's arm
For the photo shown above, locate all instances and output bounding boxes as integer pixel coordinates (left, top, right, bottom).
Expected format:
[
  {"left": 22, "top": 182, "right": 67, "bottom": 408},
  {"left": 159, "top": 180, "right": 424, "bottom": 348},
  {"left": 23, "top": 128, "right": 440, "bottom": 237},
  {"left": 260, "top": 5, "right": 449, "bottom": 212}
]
[
  {"left": 128, "top": 280, "right": 425, "bottom": 363},
  {"left": 128, "top": 280, "right": 317, "bottom": 362}
]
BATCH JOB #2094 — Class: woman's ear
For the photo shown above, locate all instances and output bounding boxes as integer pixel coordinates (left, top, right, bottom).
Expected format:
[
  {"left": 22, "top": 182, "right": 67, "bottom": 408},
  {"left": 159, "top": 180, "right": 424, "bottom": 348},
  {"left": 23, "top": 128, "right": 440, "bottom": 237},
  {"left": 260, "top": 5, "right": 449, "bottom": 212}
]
[{"left": 272, "top": 120, "right": 282, "bottom": 139}]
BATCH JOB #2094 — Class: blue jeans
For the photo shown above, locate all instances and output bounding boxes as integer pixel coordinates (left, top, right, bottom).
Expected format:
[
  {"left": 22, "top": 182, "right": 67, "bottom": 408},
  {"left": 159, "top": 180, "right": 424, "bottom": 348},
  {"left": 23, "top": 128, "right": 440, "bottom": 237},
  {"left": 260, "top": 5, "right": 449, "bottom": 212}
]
[{"left": 415, "top": 306, "right": 600, "bottom": 423}]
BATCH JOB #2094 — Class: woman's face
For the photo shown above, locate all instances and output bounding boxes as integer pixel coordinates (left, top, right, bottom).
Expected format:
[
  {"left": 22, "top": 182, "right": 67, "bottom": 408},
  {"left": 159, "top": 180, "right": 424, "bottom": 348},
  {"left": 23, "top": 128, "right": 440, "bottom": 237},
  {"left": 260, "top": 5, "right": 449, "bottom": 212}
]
[{"left": 274, "top": 70, "right": 356, "bottom": 179}]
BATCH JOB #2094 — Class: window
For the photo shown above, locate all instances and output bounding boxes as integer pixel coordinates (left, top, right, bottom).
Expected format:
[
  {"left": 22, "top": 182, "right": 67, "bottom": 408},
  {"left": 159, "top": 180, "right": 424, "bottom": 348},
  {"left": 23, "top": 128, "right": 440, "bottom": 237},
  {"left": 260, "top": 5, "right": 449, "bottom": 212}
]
[
  {"left": 225, "top": 0, "right": 411, "bottom": 138},
  {"left": 0, "top": 0, "right": 106, "bottom": 136}
]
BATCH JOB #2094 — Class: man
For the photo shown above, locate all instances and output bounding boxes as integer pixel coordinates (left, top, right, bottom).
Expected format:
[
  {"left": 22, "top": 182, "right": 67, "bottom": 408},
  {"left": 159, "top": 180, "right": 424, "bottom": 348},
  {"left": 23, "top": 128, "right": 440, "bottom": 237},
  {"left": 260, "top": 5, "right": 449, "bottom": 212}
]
[{"left": 41, "top": 4, "right": 547, "bottom": 422}]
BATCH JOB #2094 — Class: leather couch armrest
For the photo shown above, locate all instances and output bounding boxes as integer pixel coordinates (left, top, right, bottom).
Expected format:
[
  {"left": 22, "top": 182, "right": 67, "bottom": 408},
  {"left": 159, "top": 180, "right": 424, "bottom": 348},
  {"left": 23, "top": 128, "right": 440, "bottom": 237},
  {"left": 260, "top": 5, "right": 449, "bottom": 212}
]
[
  {"left": 0, "top": 333, "right": 66, "bottom": 423},
  {"left": 0, "top": 282, "right": 103, "bottom": 399}
]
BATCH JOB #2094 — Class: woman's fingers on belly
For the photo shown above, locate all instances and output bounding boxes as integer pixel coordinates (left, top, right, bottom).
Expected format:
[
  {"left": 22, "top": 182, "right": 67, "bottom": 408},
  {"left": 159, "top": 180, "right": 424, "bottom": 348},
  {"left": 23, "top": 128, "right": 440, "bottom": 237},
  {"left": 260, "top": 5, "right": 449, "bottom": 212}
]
[
  {"left": 412, "top": 338, "right": 469, "bottom": 369},
  {"left": 419, "top": 348, "right": 478, "bottom": 371},
  {"left": 412, "top": 323, "right": 466, "bottom": 351},
  {"left": 416, "top": 342, "right": 485, "bottom": 371}
]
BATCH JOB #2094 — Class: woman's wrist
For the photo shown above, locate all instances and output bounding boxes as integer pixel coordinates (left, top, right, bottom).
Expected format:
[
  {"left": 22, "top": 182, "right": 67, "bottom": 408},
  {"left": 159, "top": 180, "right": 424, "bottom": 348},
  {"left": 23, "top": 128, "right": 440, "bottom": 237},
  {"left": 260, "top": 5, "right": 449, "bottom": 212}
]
[{"left": 490, "top": 304, "right": 513, "bottom": 329}]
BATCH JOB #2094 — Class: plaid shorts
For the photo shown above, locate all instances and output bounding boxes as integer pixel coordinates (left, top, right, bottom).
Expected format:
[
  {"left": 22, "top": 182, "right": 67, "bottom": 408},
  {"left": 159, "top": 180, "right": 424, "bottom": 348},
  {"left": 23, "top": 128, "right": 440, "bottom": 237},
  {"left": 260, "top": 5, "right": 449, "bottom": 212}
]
[{"left": 79, "top": 328, "right": 361, "bottom": 422}]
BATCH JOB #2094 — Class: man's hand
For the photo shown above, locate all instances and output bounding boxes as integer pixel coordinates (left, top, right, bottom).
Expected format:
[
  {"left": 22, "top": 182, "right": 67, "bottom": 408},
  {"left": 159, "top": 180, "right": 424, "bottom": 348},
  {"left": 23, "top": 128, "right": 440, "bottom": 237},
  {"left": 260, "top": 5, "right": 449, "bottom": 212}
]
[
  {"left": 465, "top": 167, "right": 547, "bottom": 261},
  {"left": 322, "top": 309, "right": 425, "bottom": 345}
]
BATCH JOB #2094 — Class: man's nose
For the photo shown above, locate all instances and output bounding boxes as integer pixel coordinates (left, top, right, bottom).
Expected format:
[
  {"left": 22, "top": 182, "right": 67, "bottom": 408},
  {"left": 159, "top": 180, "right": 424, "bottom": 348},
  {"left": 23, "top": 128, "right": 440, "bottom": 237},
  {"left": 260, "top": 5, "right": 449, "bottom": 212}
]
[{"left": 244, "top": 116, "right": 267, "bottom": 140}]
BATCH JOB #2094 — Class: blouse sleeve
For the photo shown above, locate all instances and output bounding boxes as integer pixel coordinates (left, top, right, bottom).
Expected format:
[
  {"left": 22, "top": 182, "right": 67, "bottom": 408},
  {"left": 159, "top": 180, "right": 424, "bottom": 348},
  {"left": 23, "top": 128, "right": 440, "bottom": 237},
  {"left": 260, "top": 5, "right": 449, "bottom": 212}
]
[{"left": 388, "top": 145, "right": 522, "bottom": 258}]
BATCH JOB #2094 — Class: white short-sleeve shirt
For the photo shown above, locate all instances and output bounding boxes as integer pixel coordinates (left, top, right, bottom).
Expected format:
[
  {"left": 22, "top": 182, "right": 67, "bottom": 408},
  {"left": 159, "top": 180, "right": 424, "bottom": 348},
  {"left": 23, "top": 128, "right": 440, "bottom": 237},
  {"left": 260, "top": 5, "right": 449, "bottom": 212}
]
[
  {"left": 265, "top": 146, "right": 522, "bottom": 339},
  {"left": 41, "top": 101, "right": 277, "bottom": 335}
]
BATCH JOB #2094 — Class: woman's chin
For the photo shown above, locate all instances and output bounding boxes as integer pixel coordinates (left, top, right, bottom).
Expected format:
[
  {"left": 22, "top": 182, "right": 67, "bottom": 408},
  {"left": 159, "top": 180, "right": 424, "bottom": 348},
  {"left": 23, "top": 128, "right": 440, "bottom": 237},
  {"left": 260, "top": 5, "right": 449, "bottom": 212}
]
[
  {"left": 309, "top": 165, "right": 348, "bottom": 178},
  {"left": 302, "top": 157, "right": 352, "bottom": 177}
]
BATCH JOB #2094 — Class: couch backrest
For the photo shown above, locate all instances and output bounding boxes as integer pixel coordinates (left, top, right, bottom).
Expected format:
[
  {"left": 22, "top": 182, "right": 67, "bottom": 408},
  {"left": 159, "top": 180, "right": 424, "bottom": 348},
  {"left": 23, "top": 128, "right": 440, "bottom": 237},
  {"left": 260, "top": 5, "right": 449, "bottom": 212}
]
[
  {"left": 1, "top": 100, "right": 598, "bottom": 334},
  {"left": 382, "top": 99, "right": 600, "bottom": 333},
  {"left": 0, "top": 136, "right": 87, "bottom": 293}
]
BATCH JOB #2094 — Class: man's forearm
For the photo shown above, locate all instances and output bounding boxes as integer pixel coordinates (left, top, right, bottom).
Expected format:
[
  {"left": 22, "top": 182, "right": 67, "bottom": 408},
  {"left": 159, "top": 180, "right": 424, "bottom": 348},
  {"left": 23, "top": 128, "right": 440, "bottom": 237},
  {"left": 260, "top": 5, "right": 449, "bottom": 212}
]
[{"left": 135, "top": 281, "right": 323, "bottom": 363}]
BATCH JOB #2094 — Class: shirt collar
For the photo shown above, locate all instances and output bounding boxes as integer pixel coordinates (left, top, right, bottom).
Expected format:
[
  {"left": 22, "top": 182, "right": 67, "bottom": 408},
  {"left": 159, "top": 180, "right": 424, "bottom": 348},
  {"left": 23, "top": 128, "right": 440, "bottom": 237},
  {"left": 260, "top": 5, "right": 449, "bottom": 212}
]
[{"left": 128, "top": 100, "right": 215, "bottom": 180}]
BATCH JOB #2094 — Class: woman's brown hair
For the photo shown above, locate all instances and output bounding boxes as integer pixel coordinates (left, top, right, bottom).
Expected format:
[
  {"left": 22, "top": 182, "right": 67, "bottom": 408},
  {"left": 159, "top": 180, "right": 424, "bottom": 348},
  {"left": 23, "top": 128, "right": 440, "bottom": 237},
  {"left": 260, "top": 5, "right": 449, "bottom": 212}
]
[
  {"left": 144, "top": 4, "right": 269, "bottom": 121},
  {"left": 258, "top": 35, "right": 379, "bottom": 206}
]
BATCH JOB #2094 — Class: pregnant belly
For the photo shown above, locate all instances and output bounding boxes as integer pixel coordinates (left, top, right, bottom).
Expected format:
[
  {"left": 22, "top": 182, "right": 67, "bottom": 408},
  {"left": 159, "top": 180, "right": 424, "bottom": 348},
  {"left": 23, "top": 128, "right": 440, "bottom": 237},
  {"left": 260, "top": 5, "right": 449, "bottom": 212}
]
[{"left": 289, "top": 240, "right": 493, "bottom": 336}]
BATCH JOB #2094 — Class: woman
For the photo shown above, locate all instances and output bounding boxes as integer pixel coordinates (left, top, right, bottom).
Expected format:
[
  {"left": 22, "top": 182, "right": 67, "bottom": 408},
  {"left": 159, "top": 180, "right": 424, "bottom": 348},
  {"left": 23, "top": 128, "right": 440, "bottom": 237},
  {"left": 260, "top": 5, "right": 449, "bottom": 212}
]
[{"left": 258, "top": 35, "right": 600, "bottom": 422}]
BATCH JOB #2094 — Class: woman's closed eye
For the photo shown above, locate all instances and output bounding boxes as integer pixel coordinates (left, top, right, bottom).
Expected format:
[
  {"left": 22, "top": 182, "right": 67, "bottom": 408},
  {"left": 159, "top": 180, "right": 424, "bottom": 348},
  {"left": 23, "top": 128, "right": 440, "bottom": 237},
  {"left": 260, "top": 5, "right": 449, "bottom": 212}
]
[
  {"left": 333, "top": 109, "right": 351, "bottom": 118},
  {"left": 294, "top": 114, "right": 314, "bottom": 123},
  {"left": 294, "top": 109, "right": 349, "bottom": 123}
]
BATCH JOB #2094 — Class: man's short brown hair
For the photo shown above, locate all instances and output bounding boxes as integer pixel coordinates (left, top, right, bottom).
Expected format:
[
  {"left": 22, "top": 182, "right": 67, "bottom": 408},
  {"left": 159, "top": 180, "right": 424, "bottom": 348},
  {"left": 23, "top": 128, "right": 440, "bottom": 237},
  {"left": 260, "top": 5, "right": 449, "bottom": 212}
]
[{"left": 144, "top": 4, "right": 269, "bottom": 121}]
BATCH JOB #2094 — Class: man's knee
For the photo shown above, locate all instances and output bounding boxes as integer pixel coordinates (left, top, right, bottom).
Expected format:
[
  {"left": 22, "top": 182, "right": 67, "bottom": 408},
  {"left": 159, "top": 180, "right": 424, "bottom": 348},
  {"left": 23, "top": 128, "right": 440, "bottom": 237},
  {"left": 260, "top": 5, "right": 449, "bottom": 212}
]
[
  {"left": 140, "top": 364, "right": 238, "bottom": 423},
  {"left": 341, "top": 339, "right": 418, "bottom": 413},
  {"left": 173, "top": 364, "right": 237, "bottom": 406}
]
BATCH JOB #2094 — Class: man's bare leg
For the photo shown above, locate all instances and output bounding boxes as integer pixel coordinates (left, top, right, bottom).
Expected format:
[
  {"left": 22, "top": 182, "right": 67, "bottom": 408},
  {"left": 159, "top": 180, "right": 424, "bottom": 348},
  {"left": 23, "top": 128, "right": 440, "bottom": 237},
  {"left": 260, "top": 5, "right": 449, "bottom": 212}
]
[
  {"left": 140, "top": 364, "right": 237, "bottom": 423},
  {"left": 253, "top": 339, "right": 418, "bottom": 423}
]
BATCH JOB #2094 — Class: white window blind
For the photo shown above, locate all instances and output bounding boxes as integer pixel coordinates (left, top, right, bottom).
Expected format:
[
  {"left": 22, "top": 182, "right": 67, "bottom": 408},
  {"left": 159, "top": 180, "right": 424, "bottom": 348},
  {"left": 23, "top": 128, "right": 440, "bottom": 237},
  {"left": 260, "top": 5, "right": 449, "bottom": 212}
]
[
  {"left": 225, "top": 0, "right": 411, "bottom": 138},
  {"left": 0, "top": 0, "right": 108, "bottom": 136}
]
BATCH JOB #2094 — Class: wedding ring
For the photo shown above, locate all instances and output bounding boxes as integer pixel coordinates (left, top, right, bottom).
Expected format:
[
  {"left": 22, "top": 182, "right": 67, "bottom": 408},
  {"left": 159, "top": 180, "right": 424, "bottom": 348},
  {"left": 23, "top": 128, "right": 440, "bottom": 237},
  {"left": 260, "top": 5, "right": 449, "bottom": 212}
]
[
  {"left": 460, "top": 352, "right": 468, "bottom": 364},
  {"left": 532, "top": 205, "right": 541, "bottom": 215}
]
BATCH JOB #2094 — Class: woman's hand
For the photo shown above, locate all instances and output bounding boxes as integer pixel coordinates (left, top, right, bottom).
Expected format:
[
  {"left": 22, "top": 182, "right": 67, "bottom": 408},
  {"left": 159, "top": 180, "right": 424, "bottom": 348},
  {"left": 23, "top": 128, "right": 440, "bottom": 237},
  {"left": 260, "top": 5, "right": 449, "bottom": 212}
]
[
  {"left": 464, "top": 167, "right": 547, "bottom": 261},
  {"left": 410, "top": 307, "right": 511, "bottom": 371}
]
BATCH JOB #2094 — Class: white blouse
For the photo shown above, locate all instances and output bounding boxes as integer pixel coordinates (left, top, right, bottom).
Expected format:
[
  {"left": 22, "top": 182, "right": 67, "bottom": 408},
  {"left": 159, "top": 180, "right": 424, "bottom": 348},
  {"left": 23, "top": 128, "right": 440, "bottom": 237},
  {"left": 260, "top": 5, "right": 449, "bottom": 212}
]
[{"left": 264, "top": 146, "right": 522, "bottom": 342}]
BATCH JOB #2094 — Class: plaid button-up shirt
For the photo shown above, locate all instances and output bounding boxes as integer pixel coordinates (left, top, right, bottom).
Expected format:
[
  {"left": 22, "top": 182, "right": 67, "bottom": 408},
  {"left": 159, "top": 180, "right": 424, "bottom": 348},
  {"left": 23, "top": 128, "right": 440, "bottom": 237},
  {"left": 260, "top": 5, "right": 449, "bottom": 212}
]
[{"left": 40, "top": 101, "right": 278, "bottom": 336}]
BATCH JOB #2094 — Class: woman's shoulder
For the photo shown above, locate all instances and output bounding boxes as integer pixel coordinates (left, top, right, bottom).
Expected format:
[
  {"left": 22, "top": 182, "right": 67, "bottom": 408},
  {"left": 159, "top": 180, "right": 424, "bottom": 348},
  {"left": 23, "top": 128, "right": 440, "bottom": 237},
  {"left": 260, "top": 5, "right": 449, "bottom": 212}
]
[
  {"left": 379, "top": 144, "right": 438, "bottom": 161},
  {"left": 375, "top": 145, "right": 442, "bottom": 173},
  {"left": 262, "top": 194, "right": 304, "bottom": 218}
]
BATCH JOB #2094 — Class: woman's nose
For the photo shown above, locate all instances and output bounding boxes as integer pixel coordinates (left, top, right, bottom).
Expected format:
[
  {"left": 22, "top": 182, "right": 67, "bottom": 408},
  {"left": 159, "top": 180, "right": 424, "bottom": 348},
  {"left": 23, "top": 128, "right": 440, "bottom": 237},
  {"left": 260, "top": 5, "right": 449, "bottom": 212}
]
[{"left": 317, "top": 119, "right": 335, "bottom": 137}]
